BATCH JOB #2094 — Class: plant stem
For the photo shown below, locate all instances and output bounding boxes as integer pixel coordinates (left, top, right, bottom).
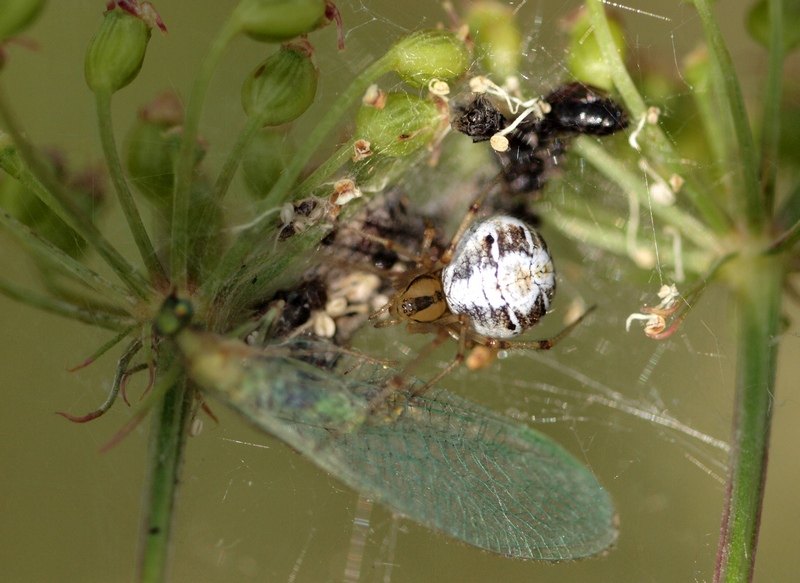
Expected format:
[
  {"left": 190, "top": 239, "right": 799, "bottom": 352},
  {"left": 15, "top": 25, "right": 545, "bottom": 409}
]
[
  {"left": 585, "top": 0, "right": 733, "bottom": 236},
  {"left": 573, "top": 137, "right": 718, "bottom": 251},
  {"left": 137, "top": 357, "right": 194, "bottom": 583},
  {"left": 758, "top": 0, "right": 785, "bottom": 216},
  {"left": 0, "top": 276, "right": 134, "bottom": 330},
  {"left": 0, "top": 89, "right": 151, "bottom": 300},
  {"left": 767, "top": 217, "right": 800, "bottom": 254},
  {"left": 171, "top": 17, "right": 240, "bottom": 292},
  {"left": 290, "top": 137, "right": 356, "bottom": 202},
  {"left": 211, "top": 115, "right": 262, "bottom": 203},
  {"left": 691, "top": 0, "right": 763, "bottom": 233},
  {"left": 203, "top": 55, "right": 393, "bottom": 300},
  {"left": 715, "top": 253, "right": 783, "bottom": 583},
  {"left": 0, "top": 208, "right": 135, "bottom": 304},
  {"left": 94, "top": 91, "right": 168, "bottom": 287}
]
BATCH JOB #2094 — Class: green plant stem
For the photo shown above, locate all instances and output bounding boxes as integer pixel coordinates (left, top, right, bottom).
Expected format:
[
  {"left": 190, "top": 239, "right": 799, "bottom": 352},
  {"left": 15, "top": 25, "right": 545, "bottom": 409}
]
[
  {"left": 259, "top": 56, "right": 392, "bottom": 211},
  {"left": 0, "top": 90, "right": 151, "bottom": 300},
  {"left": 691, "top": 0, "right": 763, "bottom": 233},
  {"left": 547, "top": 211, "right": 711, "bottom": 275},
  {"left": 573, "top": 137, "right": 718, "bottom": 251},
  {"left": 0, "top": 209, "right": 135, "bottom": 304},
  {"left": 758, "top": 0, "right": 785, "bottom": 216},
  {"left": 767, "top": 217, "right": 800, "bottom": 253},
  {"left": 203, "top": 55, "right": 394, "bottom": 299},
  {"left": 291, "top": 137, "right": 356, "bottom": 201},
  {"left": 94, "top": 91, "right": 168, "bottom": 287},
  {"left": 137, "top": 357, "right": 194, "bottom": 583},
  {"left": 585, "top": 0, "right": 733, "bottom": 236},
  {"left": 212, "top": 115, "right": 262, "bottom": 203},
  {"left": 171, "top": 17, "right": 239, "bottom": 292},
  {"left": 716, "top": 253, "right": 783, "bottom": 583},
  {"left": 0, "top": 276, "right": 133, "bottom": 331}
]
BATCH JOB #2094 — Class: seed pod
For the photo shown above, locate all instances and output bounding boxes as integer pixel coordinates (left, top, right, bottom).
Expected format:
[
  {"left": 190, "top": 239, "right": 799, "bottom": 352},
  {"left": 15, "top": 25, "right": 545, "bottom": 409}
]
[
  {"left": 234, "top": 0, "right": 327, "bottom": 43},
  {"left": 466, "top": 1, "right": 522, "bottom": 81},
  {"left": 0, "top": 0, "right": 46, "bottom": 42},
  {"left": 85, "top": 4, "right": 155, "bottom": 94},
  {"left": 747, "top": 0, "right": 800, "bottom": 52},
  {"left": 562, "top": 7, "right": 626, "bottom": 92},
  {"left": 388, "top": 29, "right": 470, "bottom": 88},
  {"left": 124, "top": 93, "right": 185, "bottom": 203},
  {"left": 241, "top": 42, "right": 318, "bottom": 126},
  {"left": 0, "top": 147, "right": 105, "bottom": 258},
  {"left": 356, "top": 92, "right": 441, "bottom": 158}
]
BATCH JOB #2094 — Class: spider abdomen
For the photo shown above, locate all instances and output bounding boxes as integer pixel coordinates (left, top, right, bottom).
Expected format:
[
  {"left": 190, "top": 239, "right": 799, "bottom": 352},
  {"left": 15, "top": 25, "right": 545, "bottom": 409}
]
[{"left": 441, "top": 216, "right": 556, "bottom": 338}]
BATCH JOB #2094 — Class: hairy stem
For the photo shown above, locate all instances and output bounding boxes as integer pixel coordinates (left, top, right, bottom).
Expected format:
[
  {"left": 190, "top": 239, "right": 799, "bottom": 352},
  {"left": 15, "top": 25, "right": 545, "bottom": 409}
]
[
  {"left": 94, "top": 91, "right": 168, "bottom": 286},
  {"left": 715, "top": 253, "right": 783, "bottom": 583},
  {"left": 691, "top": 0, "right": 763, "bottom": 233},
  {"left": 171, "top": 17, "right": 240, "bottom": 292},
  {"left": 137, "top": 356, "right": 194, "bottom": 583}
]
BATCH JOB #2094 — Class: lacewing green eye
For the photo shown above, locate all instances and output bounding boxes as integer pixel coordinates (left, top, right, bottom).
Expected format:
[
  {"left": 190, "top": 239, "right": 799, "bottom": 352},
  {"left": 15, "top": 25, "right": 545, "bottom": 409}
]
[{"left": 163, "top": 302, "right": 617, "bottom": 560}]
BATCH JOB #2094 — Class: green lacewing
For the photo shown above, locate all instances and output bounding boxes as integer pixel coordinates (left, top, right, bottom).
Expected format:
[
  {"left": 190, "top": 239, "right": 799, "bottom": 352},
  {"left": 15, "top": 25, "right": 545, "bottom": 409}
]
[{"left": 161, "top": 299, "right": 617, "bottom": 560}]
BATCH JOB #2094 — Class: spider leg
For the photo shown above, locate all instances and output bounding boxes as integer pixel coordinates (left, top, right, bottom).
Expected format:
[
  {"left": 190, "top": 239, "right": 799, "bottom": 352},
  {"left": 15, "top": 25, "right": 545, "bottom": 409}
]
[
  {"left": 408, "top": 316, "right": 471, "bottom": 397},
  {"left": 440, "top": 172, "right": 505, "bottom": 264},
  {"left": 338, "top": 222, "right": 436, "bottom": 268},
  {"left": 490, "top": 305, "right": 597, "bottom": 351}
]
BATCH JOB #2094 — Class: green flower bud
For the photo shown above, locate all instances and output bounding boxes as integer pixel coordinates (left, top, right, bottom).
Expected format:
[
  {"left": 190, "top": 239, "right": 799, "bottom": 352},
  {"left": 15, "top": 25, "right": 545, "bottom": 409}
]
[
  {"left": 0, "top": 146, "right": 105, "bottom": 258},
  {"left": 466, "top": 1, "right": 522, "bottom": 80},
  {"left": 0, "top": 0, "right": 46, "bottom": 42},
  {"left": 388, "top": 29, "right": 470, "bottom": 88},
  {"left": 747, "top": 0, "right": 800, "bottom": 53},
  {"left": 234, "top": 0, "right": 327, "bottom": 43},
  {"left": 242, "top": 129, "right": 291, "bottom": 199},
  {"left": 241, "top": 42, "right": 318, "bottom": 126},
  {"left": 125, "top": 92, "right": 185, "bottom": 203},
  {"left": 682, "top": 46, "right": 710, "bottom": 94},
  {"left": 355, "top": 92, "right": 442, "bottom": 157},
  {"left": 85, "top": 4, "right": 156, "bottom": 94},
  {"left": 562, "top": 7, "right": 626, "bottom": 92}
]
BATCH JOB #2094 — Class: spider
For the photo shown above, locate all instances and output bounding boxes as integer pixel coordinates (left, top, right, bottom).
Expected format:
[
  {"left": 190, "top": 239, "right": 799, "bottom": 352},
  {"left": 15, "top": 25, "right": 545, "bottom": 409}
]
[{"left": 363, "top": 178, "right": 593, "bottom": 393}]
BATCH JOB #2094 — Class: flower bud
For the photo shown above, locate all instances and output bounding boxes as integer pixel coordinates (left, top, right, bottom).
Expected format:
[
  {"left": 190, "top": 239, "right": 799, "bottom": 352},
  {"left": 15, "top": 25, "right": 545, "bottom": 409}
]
[
  {"left": 241, "top": 42, "right": 318, "bottom": 126},
  {"left": 355, "top": 92, "right": 441, "bottom": 157},
  {"left": 234, "top": 0, "right": 327, "bottom": 43},
  {"left": 466, "top": 1, "right": 522, "bottom": 81},
  {"left": 0, "top": 146, "right": 105, "bottom": 258},
  {"left": 125, "top": 92, "right": 186, "bottom": 203},
  {"left": 388, "top": 29, "right": 470, "bottom": 88},
  {"left": 562, "top": 7, "right": 626, "bottom": 92},
  {"left": 242, "top": 129, "right": 290, "bottom": 199},
  {"left": 682, "top": 46, "right": 710, "bottom": 96},
  {"left": 85, "top": 4, "right": 158, "bottom": 94},
  {"left": 747, "top": 0, "right": 800, "bottom": 52},
  {"left": 0, "top": 0, "right": 46, "bottom": 42}
]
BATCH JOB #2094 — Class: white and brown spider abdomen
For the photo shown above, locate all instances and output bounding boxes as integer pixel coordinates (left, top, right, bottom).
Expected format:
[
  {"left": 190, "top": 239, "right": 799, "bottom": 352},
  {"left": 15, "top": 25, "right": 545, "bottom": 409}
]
[{"left": 441, "top": 216, "right": 556, "bottom": 338}]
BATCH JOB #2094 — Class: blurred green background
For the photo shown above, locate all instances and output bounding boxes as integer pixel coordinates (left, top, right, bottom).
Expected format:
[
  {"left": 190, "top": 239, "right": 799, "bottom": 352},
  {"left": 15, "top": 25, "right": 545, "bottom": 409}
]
[{"left": 1, "top": 1, "right": 798, "bottom": 581}]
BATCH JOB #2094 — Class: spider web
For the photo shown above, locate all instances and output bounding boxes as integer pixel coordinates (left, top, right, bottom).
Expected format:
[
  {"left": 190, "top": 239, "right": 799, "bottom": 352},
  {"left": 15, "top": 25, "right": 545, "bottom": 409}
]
[
  {"left": 3, "top": 2, "right": 798, "bottom": 583},
  {"left": 184, "top": 2, "right": 746, "bottom": 582},
  {"left": 178, "top": 3, "right": 750, "bottom": 583}
]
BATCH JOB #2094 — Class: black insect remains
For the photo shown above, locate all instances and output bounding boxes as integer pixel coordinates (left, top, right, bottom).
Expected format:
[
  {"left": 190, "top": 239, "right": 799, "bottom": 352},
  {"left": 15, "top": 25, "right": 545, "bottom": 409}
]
[{"left": 451, "top": 82, "right": 628, "bottom": 198}]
